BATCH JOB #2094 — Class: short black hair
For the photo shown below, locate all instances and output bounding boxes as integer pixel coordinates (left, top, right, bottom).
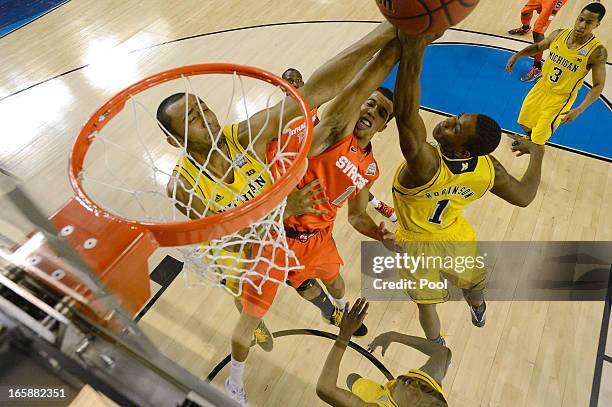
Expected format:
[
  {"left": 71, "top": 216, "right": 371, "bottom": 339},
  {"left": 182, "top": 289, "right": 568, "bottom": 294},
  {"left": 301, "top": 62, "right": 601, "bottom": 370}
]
[
  {"left": 376, "top": 87, "right": 395, "bottom": 123},
  {"left": 582, "top": 2, "right": 606, "bottom": 21},
  {"left": 464, "top": 114, "right": 501, "bottom": 156},
  {"left": 157, "top": 93, "right": 184, "bottom": 138},
  {"left": 282, "top": 68, "right": 302, "bottom": 80}
]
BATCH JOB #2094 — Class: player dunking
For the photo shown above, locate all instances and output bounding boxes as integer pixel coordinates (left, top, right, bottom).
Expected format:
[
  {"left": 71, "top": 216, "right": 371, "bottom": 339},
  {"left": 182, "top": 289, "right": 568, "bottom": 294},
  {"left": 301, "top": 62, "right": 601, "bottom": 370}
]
[
  {"left": 229, "top": 36, "right": 402, "bottom": 404},
  {"left": 506, "top": 2, "right": 607, "bottom": 145},
  {"left": 156, "top": 23, "right": 398, "bottom": 405},
  {"left": 317, "top": 298, "right": 451, "bottom": 407},
  {"left": 507, "top": 0, "right": 569, "bottom": 82},
  {"left": 282, "top": 67, "right": 397, "bottom": 223},
  {"left": 392, "top": 32, "right": 545, "bottom": 345}
]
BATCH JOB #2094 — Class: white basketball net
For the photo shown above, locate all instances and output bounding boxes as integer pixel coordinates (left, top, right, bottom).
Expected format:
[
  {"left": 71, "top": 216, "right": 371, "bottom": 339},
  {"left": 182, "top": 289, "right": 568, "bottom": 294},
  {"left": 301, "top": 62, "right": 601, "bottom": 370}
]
[{"left": 78, "top": 70, "right": 308, "bottom": 296}]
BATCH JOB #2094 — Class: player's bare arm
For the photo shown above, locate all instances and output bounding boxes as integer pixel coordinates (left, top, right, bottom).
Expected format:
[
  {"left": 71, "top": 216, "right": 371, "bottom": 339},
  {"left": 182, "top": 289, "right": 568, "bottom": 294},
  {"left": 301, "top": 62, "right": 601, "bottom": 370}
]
[
  {"left": 368, "top": 331, "right": 452, "bottom": 385},
  {"left": 489, "top": 136, "right": 544, "bottom": 207},
  {"left": 505, "top": 29, "right": 562, "bottom": 73},
  {"left": 317, "top": 299, "right": 377, "bottom": 407},
  {"left": 309, "top": 38, "right": 401, "bottom": 156},
  {"left": 347, "top": 186, "right": 397, "bottom": 251},
  {"left": 561, "top": 45, "right": 607, "bottom": 124},
  {"left": 241, "top": 22, "right": 397, "bottom": 157},
  {"left": 395, "top": 32, "right": 441, "bottom": 188}
]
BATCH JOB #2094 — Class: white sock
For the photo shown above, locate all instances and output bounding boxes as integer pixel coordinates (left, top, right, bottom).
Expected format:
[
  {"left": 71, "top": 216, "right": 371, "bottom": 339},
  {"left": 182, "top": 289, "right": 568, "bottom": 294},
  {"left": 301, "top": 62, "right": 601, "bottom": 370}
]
[
  {"left": 229, "top": 357, "right": 245, "bottom": 387},
  {"left": 369, "top": 197, "right": 381, "bottom": 207}
]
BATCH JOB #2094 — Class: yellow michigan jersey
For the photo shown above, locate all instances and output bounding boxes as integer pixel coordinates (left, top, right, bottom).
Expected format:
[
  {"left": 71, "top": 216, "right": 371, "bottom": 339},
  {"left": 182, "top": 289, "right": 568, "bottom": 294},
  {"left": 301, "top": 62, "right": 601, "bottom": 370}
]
[
  {"left": 519, "top": 29, "right": 602, "bottom": 144},
  {"left": 392, "top": 146, "right": 495, "bottom": 241},
  {"left": 174, "top": 123, "right": 273, "bottom": 214},
  {"left": 174, "top": 123, "right": 273, "bottom": 293},
  {"left": 541, "top": 28, "right": 602, "bottom": 94}
]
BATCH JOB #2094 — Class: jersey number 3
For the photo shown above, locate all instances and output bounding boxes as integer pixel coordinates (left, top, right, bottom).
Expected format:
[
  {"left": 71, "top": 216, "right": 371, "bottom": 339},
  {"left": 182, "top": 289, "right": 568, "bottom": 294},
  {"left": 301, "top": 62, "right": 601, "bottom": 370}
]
[
  {"left": 428, "top": 199, "right": 450, "bottom": 225},
  {"left": 549, "top": 67, "right": 563, "bottom": 83}
]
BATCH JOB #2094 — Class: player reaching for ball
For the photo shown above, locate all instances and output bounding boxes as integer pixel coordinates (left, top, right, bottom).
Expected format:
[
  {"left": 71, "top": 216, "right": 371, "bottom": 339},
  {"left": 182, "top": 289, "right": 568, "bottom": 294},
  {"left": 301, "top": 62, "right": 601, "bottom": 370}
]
[
  {"left": 392, "top": 31, "right": 545, "bottom": 345},
  {"left": 316, "top": 298, "right": 452, "bottom": 407}
]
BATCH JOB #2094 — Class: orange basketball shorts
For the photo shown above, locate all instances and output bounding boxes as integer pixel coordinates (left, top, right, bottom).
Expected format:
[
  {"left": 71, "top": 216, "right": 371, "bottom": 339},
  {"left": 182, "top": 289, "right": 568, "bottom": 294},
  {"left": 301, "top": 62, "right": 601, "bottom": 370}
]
[
  {"left": 521, "top": 0, "right": 568, "bottom": 34},
  {"left": 241, "top": 227, "right": 343, "bottom": 318}
]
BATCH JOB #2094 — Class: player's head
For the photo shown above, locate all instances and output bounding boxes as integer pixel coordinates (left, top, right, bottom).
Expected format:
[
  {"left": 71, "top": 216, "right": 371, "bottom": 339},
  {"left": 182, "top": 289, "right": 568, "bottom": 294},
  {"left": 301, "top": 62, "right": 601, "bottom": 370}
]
[
  {"left": 391, "top": 376, "right": 448, "bottom": 407},
  {"left": 575, "top": 3, "right": 605, "bottom": 35},
  {"left": 156, "top": 93, "right": 221, "bottom": 150},
  {"left": 354, "top": 87, "right": 394, "bottom": 139},
  {"left": 433, "top": 113, "right": 501, "bottom": 158},
  {"left": 282, "top": 68, "right": 304, "bottom": 89}
]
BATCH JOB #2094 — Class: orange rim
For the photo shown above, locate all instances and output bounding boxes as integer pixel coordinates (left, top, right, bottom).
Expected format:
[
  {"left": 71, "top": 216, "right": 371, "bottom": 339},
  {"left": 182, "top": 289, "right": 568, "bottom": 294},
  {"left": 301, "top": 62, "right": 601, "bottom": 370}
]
[{"left": 69, "top": 63, "right": 312, "bottom": 246}]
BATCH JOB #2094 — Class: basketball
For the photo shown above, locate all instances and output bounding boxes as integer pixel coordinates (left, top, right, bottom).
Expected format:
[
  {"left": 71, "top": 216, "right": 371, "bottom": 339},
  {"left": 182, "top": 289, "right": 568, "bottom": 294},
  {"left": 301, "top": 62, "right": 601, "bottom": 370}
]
[{"left": 375, "top": 0, "right": 480, "bottom": 34}]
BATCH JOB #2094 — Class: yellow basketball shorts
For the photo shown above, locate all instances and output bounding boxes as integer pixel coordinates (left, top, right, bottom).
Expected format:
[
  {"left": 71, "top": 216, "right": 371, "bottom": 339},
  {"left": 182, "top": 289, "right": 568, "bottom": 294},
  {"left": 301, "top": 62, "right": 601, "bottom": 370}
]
[
  {"left": 198, "top": 245, "right": 246, "bottom": 295},
  {"left": 518, "top": 81, "right": 578, "bottom": 145},
  {"left": 395, "top": 218, "right": 487, "bottom": 304}
]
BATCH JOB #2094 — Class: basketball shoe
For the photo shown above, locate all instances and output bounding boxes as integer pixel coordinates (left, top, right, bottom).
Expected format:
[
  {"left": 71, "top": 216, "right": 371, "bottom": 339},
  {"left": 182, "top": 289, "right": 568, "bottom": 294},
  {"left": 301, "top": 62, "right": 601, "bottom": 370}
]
[
  {"left": 374, "top": 200, "right": 398, "bottom": 223},
  {"left": 253, "top": 320, "right": 273, "bottom": 352},
  {"left": 225, "top": 378, "right": 248, "bottom": 406},
  {"left": 470, "top": 302, "right": 486, "bottom": 328},
  {"left": 325, "top": 305, "right": 368, "bottom": 337},
  {"left": 508, "top": 26, "right": 531, "bottom": 35},
  {"left": 520, "top": 66, "right": 542, "bottom": 82}
]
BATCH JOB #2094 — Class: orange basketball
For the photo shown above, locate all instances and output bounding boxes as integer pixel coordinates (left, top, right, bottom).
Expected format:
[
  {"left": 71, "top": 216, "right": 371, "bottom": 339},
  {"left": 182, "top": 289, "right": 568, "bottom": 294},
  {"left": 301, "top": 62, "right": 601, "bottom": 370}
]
[{"left": 375, "top": 0, "right": 480, "bottom": 34}]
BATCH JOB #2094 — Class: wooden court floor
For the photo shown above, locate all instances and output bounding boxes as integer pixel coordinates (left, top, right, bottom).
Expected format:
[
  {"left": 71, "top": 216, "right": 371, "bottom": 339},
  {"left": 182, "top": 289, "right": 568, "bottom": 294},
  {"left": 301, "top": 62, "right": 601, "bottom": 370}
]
[{"left": 0, "top": 1, "right": 610, "bottom": 406}]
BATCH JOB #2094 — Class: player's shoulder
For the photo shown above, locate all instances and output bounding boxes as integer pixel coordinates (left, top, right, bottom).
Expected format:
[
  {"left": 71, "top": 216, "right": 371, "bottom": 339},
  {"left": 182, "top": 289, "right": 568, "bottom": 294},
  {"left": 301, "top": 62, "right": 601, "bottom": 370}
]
[{"left": 589, "top": 43, "right": 608, "bottom": 63}]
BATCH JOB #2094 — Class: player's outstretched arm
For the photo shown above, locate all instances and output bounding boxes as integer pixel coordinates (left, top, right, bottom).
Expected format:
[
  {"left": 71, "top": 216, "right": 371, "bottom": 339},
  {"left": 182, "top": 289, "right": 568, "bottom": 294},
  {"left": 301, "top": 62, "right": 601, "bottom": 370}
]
[
  {"left": 505, "top": 29, "right": 561, "bottom": 73},
  {"left": 248, "top": 22, "right": 397, "bottom": 147},
  {"left": 347, "top": 186, "right": 400, "bottom": 251},
  {"left": 368, "top": 331, "right": 451, "bottom": 386},
  {"left": 310, "top": 38, "right": 401, "bottom": 155},
  {"left": 316, "top": 299, "right": 377, "bottom": 407},
  {"left": 489, "top": 136, "right": 544, "bottom": 207},
  {"left": 561, "top": 45, "right": 607, "bottom": 124},
  {"left": 394, "top": 32, "right": 440, "bottom": 185}
]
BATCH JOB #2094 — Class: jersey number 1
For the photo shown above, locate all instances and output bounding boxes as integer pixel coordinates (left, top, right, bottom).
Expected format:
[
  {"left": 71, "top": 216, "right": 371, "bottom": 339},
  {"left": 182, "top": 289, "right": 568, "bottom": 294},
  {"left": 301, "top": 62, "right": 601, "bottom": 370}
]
[
  {"left": 428, "top": 199, "right": 450, "bottom": 225},
  {"left": 332, "top": 186, "right": 356, "bottom": 206}
]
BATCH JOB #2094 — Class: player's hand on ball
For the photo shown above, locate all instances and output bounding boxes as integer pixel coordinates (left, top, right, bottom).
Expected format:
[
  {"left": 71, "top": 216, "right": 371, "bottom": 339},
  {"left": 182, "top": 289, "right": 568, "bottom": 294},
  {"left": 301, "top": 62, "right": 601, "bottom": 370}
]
[
  {"left": 285, "top": 178, "right": 328, "bottom": 217},
  {"left": 338, "top": 298, "right": 369, "bottom": 341},
  {"left": 560, "top": 108, "right": 581, "bottom": 124},
  {"left": 505, "top": 55, "right": 517, "bottom": 74},
  {"left": 367, "top": 332, "right": 395, "bottom": 356}
]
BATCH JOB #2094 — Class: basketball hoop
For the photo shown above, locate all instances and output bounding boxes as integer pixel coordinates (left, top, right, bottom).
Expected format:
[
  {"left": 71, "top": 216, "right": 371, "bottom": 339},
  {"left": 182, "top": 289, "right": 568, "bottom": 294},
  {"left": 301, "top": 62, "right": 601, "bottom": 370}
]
[
  {"left": 50, "top": 63, "right": 313, "bottom": 302},
  {"left": 70, "top": 64, "right": 312, "bottom": 246}
]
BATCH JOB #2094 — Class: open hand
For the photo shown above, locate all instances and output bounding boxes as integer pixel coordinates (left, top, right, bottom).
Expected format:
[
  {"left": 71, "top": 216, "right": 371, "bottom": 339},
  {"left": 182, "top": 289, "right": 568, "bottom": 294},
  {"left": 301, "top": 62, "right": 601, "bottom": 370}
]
[
  {"left": 560, "top": 108, "right": 581, "bottom": 124},
  {"left": 338, "top": 298, "right": 369, "bottom": 342},
  {"left": 509, "top": 133, "right": 538, "bottom": 157},
  {"left": 285, "top": 179, "right": 328, "bottom": 217},
  {"left": 506, "top": 55, "right": 518, "bottom": 74},
  {"left": 367, "top": 332, "right": 396, "bottom": 356}
]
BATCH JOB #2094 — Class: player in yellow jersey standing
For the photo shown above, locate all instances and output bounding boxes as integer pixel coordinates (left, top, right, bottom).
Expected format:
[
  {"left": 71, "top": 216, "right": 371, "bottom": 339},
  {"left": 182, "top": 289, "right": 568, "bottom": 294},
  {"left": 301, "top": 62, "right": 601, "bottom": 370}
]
[
  {"left": 391, "top": 31, "right": 545, "bottom": 345},
  {"left": 506, "top": 2, "right": 607, "bottom": 145}
]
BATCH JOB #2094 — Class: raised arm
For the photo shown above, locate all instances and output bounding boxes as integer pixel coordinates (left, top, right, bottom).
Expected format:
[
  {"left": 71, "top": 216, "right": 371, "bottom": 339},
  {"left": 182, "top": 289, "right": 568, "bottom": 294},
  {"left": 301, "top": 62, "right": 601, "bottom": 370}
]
[
  {"left": 309, "top": 38, "right": 401, "bottom": 154},
  {"left": 560, "top": 45, "right": 607, "bottom": 124},
  {"left": 489, "top": 136, "right": 544, "bottom": 207},
  {"left": 248, "top": 22, "right": 397, "bottom": 147},
  {"left": 505, "top": 29, "right": 561, "bottom": 73},
  {"left": 394, "top": 33, "right": 440, "bottom": 186},
  {"left": 368, "top": 331, "right": 451, "bottom": 385},
  {"left": 316, "top": 299, "right": 377, "bottom": 407}
]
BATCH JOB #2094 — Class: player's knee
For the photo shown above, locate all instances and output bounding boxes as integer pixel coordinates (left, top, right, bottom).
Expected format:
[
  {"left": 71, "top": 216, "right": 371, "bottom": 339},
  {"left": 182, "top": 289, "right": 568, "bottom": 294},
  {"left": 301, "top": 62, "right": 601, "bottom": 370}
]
[{"left": 295, "top": 279, "right": 317, "bottom": 293}]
